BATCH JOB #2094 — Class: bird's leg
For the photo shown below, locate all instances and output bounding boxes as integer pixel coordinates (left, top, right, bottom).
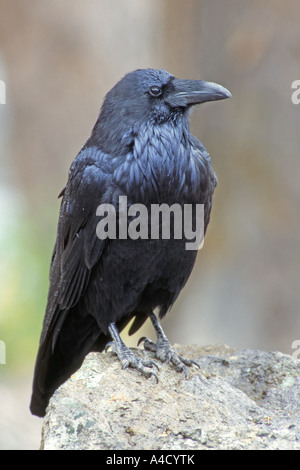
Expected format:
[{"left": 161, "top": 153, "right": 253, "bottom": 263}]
[
  {"left": 138, "top": 312, "right": 200, "bottom": 377},
  {"left": 106, "top": 322, "right": 158, "bottom": 382}
]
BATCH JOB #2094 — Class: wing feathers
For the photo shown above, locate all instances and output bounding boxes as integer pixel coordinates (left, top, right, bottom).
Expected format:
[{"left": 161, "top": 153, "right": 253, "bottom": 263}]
[{"left": 39, "top": 148, "right": 110, "bottom": 345}]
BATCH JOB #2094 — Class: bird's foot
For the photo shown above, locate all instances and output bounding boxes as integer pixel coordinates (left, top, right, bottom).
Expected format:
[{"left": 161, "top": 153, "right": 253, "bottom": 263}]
[
  {"left": 138, "top": 336, "right": 200, "bottom": 378},
  {"left": 105, "top": 339, "right": 159, "bottom": 382}
]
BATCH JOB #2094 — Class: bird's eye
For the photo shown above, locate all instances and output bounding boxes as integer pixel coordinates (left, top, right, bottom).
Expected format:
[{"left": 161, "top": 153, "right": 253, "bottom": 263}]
[{"left": 149, "top": 86, "right": 162, "bottom": 97}]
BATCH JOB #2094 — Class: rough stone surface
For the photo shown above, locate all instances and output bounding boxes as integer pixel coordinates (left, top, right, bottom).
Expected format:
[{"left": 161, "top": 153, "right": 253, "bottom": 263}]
[{"left": 41, "top": 345, "right": 300, "bottom": 450}]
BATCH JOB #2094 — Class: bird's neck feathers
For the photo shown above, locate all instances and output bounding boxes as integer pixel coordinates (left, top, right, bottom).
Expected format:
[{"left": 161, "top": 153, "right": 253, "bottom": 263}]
[
  {"left": 86, "top": 111, "right": 201, "bottom": 202},
  {"left": 124, "top": 119, "right": 199, "bottom": 203},
  {"left": 88, "top": 106, "right": 191, "bottom": 158}
]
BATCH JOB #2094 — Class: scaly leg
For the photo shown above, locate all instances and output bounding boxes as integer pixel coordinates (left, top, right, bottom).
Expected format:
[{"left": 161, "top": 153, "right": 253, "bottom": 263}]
[
  {"left": 138, "top": 312, "right": 200, "bottom": 377},
  {"left": 106, "top": 322, "right": 158, "bottom": 382}
]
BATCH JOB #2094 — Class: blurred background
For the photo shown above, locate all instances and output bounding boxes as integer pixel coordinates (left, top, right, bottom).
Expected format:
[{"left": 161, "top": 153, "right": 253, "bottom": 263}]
[{"left": 0, "top": 0, "right": 299, "bottom": 449}]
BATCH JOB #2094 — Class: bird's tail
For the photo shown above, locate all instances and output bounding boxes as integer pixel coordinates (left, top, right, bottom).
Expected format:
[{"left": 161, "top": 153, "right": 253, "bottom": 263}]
[{"left": 30, "top": 309, "right": 107, "bottom": 417}]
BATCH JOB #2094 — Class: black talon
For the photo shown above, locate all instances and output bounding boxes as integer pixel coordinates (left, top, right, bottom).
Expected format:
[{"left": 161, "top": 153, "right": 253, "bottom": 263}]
[
  {"left": 148, "top": 360, "right": 160, "bottom": 371},
  {"left": 188, "top": 359, "right": 201, "bottom": 370},
  {"left": 104, "top": 341, "right": 114, "bottom": 353},
  {"left": 108, "top": 323, "right": 159, "bottom": 382},
  {"left": 138, "top": 312, "right": 200, "bottom": 377},
  {"left": 137, "top": 336, "right": 146, "bottom": 347}
]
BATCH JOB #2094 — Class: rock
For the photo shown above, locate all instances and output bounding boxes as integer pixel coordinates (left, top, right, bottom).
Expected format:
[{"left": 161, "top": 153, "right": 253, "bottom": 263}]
[{"left": 41, "top": 345, "right": 300, "bottom": 450}]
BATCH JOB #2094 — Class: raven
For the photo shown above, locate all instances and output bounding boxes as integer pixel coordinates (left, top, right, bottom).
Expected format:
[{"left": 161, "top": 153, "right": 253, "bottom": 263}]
[{"left": 30, "top": 68, "right": 231, "bottom": 417}]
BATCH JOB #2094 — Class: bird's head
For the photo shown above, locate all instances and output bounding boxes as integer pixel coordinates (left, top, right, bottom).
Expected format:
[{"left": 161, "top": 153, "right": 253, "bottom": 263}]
[{"left": 91, "top": 68, "right": 231, "bottom": 155}]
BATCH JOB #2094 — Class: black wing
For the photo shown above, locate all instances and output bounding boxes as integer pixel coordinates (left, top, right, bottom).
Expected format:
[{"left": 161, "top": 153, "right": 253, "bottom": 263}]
[
  {"left": 40, "top": 147, "right": 113, "bottom": 347},
  {"left": 30, "top": 147, "right": 113, "bottom": 416}
]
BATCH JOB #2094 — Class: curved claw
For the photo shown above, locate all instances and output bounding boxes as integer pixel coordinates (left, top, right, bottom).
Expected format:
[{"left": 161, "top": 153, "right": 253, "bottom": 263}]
[
  {"left": 137, "top": 336, "right": 146, "bottom": 347},
  {"left": 190, "top": 359, "right": 201, "bottom": 370},
  {"left": 178, "top": 355, "right": 201, "bottom": 370},
  {"left": 148, "top": 360, "right": 160, "bottom": 371},
  {"left": 148, "top": 369, "right": 159, "bottom": 384},
  {"left": 105, "top": 341, "right": 114, "bottom": 353}
]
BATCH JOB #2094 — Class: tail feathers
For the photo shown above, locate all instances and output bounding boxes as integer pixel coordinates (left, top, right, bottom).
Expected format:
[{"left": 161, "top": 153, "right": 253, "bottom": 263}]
[
  {"left": 30, "top": 309, "right": 148, "bottom": 417},
  {"left": 30, "top": 344, "right": 66, "bottom": 417},
  {"left": 30, "top": 312, "right": 103, "bottom": 417}
]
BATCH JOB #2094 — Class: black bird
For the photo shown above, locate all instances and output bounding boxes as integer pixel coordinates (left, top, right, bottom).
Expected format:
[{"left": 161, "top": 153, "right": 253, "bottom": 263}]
[{"left": 30, "top": 68, "right": 231, "bottom": 417}]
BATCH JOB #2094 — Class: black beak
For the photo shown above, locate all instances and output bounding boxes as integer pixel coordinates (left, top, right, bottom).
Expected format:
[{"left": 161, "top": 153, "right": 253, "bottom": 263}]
[{"left": 167, "top": 78, "right": 232, "bottom": 108}]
